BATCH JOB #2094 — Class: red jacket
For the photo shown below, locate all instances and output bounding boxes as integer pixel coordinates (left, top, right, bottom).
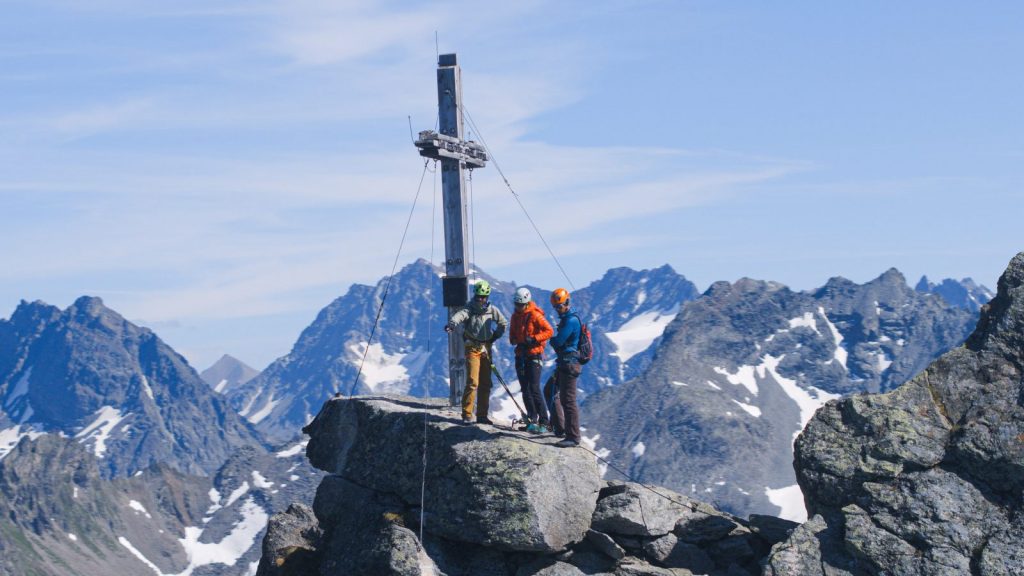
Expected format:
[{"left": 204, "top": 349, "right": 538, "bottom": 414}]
[{"left": 509, "top": 302, "right": 554, "bottom": 357}]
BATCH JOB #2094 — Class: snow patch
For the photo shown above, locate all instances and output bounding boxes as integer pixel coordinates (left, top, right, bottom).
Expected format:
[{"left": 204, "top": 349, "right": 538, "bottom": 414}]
[
  {"left": 766, "top": 484, "right": 807, "bottom": 523},
  {"left": 120, "top": 497, "right": 270, "bottom": 576},
  {"left": 252, "top": 471, "right": 273, "bottom": 489},
  {"left": 4, "top": 367, "right": 32, "bottom": 408},
  {"left": 75, "top": 406, "right": 127, "bottom": 458},
  {"left": 632, "top": 442, "right": 646, "bottom": 458},
  {"left": 141, "top": 375, "right": 155, "bottom": 401},
  {"left": 129, "top": 500, "right": 152, "bottom": 519},
  {"left": 788, "top": 312, "right": 820, "bottom": 335},
  {"left": 276, "top": 440, "right": 308, "bottom": 458},
  {"left": 605, "top": 307, "right": 678, "bottom": 363},
  {"left": 0, "top": 425, "right": 45, "bottom": 460},
  {"left": 705, "top": 380, "right": 722, "bottom": 391},
  {"left": 818, "top": 307, "right": 847, "bottom": 369},
  {"left": 119, "top": 536, "right": 165, "bottom": 575},
  {"left": 873, "top": 350, "right": 892, "bottom": 373},
  {"left": 732, "top": 400, "right": 762, "bottom": 418},
  {"left": 214, "top": 379, "right": 229, "bottom": 394},
  {"left": 713, "top": 365, "right": 758, "bottom": 395},
  {"left": 349, "top": 342, "right": 411, "bottom": 393},
  {"left": 245, "top": 393, "right": 279, "bottom": 425},
  {"left": 224, "top": 482, "right": 250, "bottom": 508},
  {"left": 489, "top": 380, "right": 526, "bottom": 426},
  {"left": 671, "top": 380, "right": 688, "bottom": 387},
  {"left": 581, "top": 433, "right": 610, "bottom": 477},
  {"left": 760, "top": 354, "right": 840, "bottom": 441},
  {"left": 176, "top": 497, "right": 269, "bottom": 575},
  {"left": 68, "top": 533, "right": 78, "bottom": 541}
]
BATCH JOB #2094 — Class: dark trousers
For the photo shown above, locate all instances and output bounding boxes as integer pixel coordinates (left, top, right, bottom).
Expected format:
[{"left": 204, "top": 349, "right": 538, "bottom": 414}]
[
  {"left": 546, "top": 362, "right": 581, "bottom": 442},
  {"left": 516, "top": 354, "right": 547, "bottom": 425}
]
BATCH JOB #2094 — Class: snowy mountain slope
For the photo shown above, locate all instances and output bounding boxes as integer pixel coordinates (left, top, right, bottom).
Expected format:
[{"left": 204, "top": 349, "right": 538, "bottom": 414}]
[
  {"left": 0, "top": 297, "right": 266, "bottom": 477},
  {"left": 580, "top": 269, "right": 981, "bottom": 520},
  {"left": 0, "top": 434, "right": 320, "bottom": 576}
]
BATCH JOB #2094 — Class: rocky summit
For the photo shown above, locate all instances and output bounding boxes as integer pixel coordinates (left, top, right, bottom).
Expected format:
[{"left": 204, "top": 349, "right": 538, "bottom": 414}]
[
  {"left": 259, "top": 395, "right": 798, "bottom": 575},
  {"left": 767, "top": 251, "right": 1024, "bottom": 575}
]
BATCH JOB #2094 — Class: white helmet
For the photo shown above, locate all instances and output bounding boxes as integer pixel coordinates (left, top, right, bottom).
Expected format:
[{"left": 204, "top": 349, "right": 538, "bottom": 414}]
[{"left": 513, "top": 287, "right": 532, "bottom": 305}]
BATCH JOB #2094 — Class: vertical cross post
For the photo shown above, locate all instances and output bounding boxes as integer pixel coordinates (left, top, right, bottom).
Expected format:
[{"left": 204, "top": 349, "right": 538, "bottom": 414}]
[{"left": 414, "top": 53, "right": 488, "bottom": 406}]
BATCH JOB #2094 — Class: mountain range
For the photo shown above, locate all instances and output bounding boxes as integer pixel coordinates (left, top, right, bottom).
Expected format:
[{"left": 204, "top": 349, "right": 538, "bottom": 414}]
[
  {"left": 0, "top": 261, "right": 991, "bottom": 575},
  {"left": 0, "top": 297, "right": 320, "bottom": 575}
]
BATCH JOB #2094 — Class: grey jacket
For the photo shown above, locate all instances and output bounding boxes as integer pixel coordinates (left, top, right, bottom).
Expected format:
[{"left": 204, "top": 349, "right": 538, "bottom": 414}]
[{"left": 448, "top": 299, "right": 508, "bottom": 344}]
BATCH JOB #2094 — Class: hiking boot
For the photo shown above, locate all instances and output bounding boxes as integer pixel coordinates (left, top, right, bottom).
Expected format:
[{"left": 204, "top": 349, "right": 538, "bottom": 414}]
[
  {"left": 461, "top": 416, "right": 474, "bottom": 425},
  {"left": 535, "top": 424, "right": 549, "bottom": 434},
  {"left": 517, "top": 424, "right": 531, "bottom": 431},
  {"left": 526, "top": 423, "right": 540, "bottom": 433},
  {"left": 476, "top": 416, "right": 493, "bottom": 425},
  {"left": 555, "top": 439, "right": 579, "bottom": 448}
]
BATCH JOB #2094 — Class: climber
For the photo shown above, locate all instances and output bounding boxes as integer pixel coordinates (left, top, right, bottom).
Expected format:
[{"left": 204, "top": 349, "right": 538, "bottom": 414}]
[
  {"left": 508, "top": 287, "right": 554, "bottom": 434},
  {"left": 547, "top": 287, "right": 583, "bottom": 448},
  {"left": 445, "top": 279, "right": 508, "bottom": 425}
]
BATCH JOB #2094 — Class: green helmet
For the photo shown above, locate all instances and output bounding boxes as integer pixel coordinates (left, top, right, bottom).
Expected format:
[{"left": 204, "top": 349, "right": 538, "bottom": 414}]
[{"left": 473, "top": 279, "right": 491, "bottom": 297}]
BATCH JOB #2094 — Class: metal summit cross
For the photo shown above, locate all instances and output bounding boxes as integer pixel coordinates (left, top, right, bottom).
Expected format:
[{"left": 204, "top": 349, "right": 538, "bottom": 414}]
[{"left": 414, "top": 53, "right": 488, "bottom": 406}]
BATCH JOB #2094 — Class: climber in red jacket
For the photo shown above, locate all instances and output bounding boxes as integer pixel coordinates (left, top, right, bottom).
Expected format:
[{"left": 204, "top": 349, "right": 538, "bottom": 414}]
[{"left": 508, "top": 287, "right": 554, "bottom": 433}]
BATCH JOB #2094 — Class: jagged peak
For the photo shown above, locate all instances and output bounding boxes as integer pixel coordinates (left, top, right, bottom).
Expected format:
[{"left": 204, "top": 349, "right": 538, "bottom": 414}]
[
  {"left": 965, "top": 251, "right": 1024, "bottom": 356},
  {"left": 874, "top": 267, "right": 907, "bottom": 286}
]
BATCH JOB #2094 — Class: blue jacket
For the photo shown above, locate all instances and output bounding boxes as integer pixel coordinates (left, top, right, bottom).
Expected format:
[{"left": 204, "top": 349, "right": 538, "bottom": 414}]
[{"left": 550, "top": 307, "right": 581, "bottom": 361}]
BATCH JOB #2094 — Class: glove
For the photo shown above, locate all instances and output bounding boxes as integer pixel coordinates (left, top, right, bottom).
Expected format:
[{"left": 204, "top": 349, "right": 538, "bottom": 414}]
[
  {"left": 444, "top": 323, "right": 454, "bottom": 333},
  {"left": 525, "top": 337, "right": 539, "bottom": 347}
]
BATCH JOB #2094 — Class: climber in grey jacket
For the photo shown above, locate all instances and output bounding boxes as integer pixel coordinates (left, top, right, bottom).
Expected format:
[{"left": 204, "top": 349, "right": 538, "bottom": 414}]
[{"left": 445, "top": 279, "right": 508, "bottom": 424}]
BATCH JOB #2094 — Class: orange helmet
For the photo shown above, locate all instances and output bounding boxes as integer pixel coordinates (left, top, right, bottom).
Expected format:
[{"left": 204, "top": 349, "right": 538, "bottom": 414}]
[{"left": 550, "top": 288, "right": 570, "bottom": 306}]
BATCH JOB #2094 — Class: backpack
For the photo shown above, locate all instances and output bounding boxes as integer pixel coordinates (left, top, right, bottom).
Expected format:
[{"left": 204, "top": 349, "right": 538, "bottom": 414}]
[{"left": 574, "top": 313, "right": 593, "bottom": 365}]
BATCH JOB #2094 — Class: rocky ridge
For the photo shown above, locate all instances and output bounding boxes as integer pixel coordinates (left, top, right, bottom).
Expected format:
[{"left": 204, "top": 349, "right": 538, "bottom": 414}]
[
  {"left": 766, "top": 251, "right": 1024, "bottom": 575},
  {"left": 582, "top": 269, "right": 978, "bottom": 518},
  {"left": 258, "top": 395, "right": 799, "bottom": 575}
]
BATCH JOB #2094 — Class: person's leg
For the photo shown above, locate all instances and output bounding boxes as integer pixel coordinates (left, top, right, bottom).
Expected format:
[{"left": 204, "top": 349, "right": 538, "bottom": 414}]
[
  {"left": 544, "top": 373, "right": 564, "bottom": 436},
  {"left": 526, "top": 356, "right": 547, "bottom": 426},
  {"left": 462, "top": 351, "right": 480, "bottom": 421},
  {"left": 559, "top": 363, "right": 582, "bottom": 444},
  {"left": 476, "top": 348, "right": 492, "bottom": 421},
  {"left": 515, "top": 355, "right": 537, "bottom": 423}
]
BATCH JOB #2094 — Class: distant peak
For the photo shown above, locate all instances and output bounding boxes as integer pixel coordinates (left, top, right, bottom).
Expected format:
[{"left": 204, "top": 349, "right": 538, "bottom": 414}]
[
  {"left": 876, "top": 268, "right": 906, "bottom": 285},
  {"left": 71, "top": 295, "right": 107, "bottom": 314}
]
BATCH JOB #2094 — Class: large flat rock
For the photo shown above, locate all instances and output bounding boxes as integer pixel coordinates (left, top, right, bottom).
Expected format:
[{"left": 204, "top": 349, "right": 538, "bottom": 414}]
[{"left": 303, "top": 396, "right": 601, "bottom": 552}]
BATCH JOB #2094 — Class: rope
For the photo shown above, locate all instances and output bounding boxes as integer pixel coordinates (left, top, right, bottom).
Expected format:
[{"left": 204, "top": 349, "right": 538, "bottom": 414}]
[
  {"left": 461, "top": 104, "right": 577, "bottom": 292},
  {"left": 468, "top": 169, "right": 477, "bottom": 274},
  {"left": 577, "top": 441, "right": 698, "bottom": 512},
  {"left": 420, "top": 405, "right": 429, "bottom": 541},
  {"left": 346, "top": 159, "right": 431, "bottom": 397}
]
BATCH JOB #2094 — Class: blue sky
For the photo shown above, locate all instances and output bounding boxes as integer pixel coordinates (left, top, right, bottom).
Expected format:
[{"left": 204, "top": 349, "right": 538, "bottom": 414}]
[{"left": 2, "top": 1, "right": 1022, "bottom": 370}]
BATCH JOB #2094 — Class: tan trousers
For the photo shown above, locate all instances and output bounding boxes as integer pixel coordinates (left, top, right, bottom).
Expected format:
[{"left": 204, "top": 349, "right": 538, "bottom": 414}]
[{"left": 462, "top": 345, "right": 492, "bottom": 421}]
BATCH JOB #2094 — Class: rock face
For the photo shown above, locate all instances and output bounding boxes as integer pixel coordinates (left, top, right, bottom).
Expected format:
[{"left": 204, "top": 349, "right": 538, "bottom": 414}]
[
  {"left": 581, "top": 269, "right": 980, "bottom": 518},
  {"left": 260, "top": 396, "right": 794, "bottom": 575},
  {"left": 768, "top": 252, "right": 1024, "bottom": 575}
]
